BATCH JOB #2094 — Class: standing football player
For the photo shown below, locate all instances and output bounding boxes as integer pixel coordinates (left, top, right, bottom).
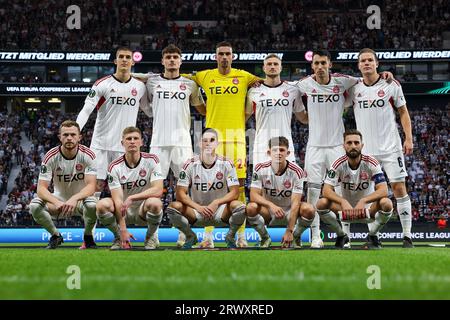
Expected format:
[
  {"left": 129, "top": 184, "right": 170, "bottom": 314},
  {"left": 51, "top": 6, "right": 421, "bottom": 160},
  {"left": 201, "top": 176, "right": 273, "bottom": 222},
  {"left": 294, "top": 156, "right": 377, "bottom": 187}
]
[
  {"left": 347, "top": 48, "right": 414, "bottom": 248},
  {"left": 76, "top": 46, "right": 150, "bottom": 196},
  {"left": 246, "top": 54, "right": 307, "bottom": 166},
  {"left": 96, "top": 127, "right": 164, "bottom": 250},
  {"left": 146, "top": 44, "right": 206, "bottom": 247},
  {"left": 29, "top": 120, "right": 97, "bottom": 249}
]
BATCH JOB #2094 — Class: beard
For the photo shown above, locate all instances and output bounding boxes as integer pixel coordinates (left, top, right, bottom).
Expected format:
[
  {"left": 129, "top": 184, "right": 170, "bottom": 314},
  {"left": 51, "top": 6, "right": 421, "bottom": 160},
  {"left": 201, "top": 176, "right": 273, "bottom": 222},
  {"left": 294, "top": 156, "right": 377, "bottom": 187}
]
[{"left": 346, "top": 149, "right": 361, "bottom": 159}]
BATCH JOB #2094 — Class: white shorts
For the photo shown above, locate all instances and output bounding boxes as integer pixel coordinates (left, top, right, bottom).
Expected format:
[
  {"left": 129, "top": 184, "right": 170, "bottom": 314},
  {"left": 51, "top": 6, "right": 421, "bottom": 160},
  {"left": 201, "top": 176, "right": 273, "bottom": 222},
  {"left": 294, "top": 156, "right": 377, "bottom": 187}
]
[
  {"left": 193, "top": 203, "right": 228, "bottom": 227},
  {"left": 268, "top": 207, "right": 292, "bottom": 226},
  {"left": 91, "top": 148, "right": 124, "bottom": 180},
  {"left": 150, "top": 146, "right": 193, "bottom": 178},
  {"left": 32, "top": 195, "right": 97, "bottom": 218},
  {"left": 373, "top": 151, "right": 408, "bottom": 182},
  {"left": 124, "top": 201, "right": 147, "bottom": 226},
  {"left": 252, "top": 148, "right": 297, "bottom": 167},
  {"left": 305, "top": 145, "right": 344, "bottom": 184}
]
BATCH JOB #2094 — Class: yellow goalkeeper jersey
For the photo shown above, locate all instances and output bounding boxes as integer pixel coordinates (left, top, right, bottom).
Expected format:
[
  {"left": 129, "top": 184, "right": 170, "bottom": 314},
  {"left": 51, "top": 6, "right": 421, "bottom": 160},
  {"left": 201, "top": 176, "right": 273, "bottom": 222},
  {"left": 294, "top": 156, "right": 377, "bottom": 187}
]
[{"left": 189, "top": 68, "right": 259, "bottom": 143}]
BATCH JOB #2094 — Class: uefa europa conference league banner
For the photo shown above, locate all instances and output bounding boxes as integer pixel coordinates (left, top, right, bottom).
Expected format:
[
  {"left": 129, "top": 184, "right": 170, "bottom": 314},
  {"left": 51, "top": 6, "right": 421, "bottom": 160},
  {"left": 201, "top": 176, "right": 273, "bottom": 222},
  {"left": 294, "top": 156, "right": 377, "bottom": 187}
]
[{"left": 0, "top": 228, "right": 310, "bottom": 243}]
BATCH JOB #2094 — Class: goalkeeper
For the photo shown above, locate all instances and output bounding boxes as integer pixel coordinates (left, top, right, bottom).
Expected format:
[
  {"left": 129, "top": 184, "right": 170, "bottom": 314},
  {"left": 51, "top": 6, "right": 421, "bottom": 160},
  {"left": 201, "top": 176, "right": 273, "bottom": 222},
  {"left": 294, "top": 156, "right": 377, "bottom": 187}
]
[{"left": 315, "top": 129, "right": 393, "bottom": 249}]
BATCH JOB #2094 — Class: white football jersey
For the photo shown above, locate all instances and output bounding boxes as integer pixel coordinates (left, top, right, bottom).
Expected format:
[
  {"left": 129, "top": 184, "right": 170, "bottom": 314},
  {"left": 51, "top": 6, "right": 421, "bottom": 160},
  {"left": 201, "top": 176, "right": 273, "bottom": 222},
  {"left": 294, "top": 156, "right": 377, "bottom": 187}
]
[
  {"left": 348, "top": 77, "right": 406, "bottom": 155},
  {"left": 294, "top": 74, "right": 358, "bottom": 147},
  {"left": 76, "top": 75, "right": 149, "bottom": 152},
  {"left": 251, "top": 160, "right": 306, "bottom": 208},
  {"left": 324, "top": 154, "right": 386, "bottom": 207},
  {"left": 246, "top": 82, "right": 304, "bottom": 157},
  {"left": 39, "top": 145, "right": 97, "bottom": 200},
  {"left": 107, "top": 152, "right": 164, "bottom": 207},
  {"left": 147, "top": 74, "right": 204, "bottom": 147},
  {"left": 177, "top": 155, "right": 239, "bottom": 206}
]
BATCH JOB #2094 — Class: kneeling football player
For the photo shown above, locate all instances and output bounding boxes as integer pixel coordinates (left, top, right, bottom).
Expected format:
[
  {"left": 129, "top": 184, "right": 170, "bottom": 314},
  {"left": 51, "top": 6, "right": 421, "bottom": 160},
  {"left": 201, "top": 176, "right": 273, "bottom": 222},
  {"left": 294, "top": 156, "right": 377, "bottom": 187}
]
[
  {"left": 96, "top": 127, "right": 164, "bottom": 250},
  {"left": 29, "top": 120, "right": 98, "bottom": 249},
  {"left": 317, "top": 129, "right": 393, "bottom": 249},
  {"left": 246, "top": 136, "right": 315, "bottom": 248},
  {"left": 167, "top": 128, "right": 246, "bottom": 249}
]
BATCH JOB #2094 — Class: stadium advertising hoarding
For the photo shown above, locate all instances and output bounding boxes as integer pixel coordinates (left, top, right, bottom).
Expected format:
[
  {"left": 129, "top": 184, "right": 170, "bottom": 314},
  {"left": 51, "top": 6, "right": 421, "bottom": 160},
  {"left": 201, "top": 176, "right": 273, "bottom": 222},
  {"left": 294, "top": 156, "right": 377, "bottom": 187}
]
[
  {"left": 1, "top": 50, "right": 449, "bottom": 63},
  {"left": 0, "top": 228, "right": 310, "bottom": 243}
]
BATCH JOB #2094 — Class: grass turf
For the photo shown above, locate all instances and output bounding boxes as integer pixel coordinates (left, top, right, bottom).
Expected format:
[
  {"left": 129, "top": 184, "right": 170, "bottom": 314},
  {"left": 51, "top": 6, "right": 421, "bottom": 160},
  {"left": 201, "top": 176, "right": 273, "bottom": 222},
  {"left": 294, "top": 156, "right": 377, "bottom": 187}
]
[{"left": 0, "top": 243, "right": 449, "bottom": 300}]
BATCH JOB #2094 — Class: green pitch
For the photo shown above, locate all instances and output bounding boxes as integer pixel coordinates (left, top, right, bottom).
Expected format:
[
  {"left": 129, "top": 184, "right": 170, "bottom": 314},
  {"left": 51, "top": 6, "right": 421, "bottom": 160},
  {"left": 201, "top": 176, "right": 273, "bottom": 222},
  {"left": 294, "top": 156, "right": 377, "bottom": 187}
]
[{"left": 0, "top": 243, "right": 449, "bottom": 300}]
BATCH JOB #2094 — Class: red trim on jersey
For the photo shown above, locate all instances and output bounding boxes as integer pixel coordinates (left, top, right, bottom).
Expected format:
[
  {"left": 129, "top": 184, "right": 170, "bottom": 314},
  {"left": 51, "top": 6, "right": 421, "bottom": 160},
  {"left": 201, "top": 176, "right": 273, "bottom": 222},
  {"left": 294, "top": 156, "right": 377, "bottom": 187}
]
[
  {"left": 392, "top": 79, "right": 401, "bottom": 87},
  {"left": 108, "top": 157, "right": 125, "bottom": 172},
  {"left": 141, "top": 152, "right": 160, "bottom": 164},
  {"left": 331, "top": 155, "right": 348, "bottom": 170},
  {"left": 362, "top": 155, "right": 379, "bottom": 167},
  {"left": 94, "top": 75, "right": 111, "bottom": 86},
  {"left": 42, "top": 147, "right": 60, "bottom": 164},
  {"left": 287, "top": 163, "right": 305, "bottom": 179},
  {"left": 95, "top": 96, "right": 106, "bottom": 110},
  {"left": 182, "top": 157, "right": 197, "bottom": 170},
  {"left": 252, "top": 101, "right": 256, "bottom": 114},
  {"left": 254, "top": 161, "right": 272, "bottom": 172},
  {"left": 331, "top": 73, "right": 350, "bottom": 78},
  {"left": 78, "top": 145, "right": 96, "bottom": 160}
]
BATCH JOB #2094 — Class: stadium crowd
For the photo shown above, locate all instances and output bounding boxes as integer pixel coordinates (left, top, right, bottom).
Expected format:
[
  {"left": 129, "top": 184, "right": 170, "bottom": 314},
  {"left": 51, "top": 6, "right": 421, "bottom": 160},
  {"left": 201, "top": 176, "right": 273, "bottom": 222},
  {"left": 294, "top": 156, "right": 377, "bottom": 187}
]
[
  {"left": 0, "top": 0, "right": 448, "bottom": 51},
  {"left": 0, "top": 103, "right": 448, "bottom": 227}
]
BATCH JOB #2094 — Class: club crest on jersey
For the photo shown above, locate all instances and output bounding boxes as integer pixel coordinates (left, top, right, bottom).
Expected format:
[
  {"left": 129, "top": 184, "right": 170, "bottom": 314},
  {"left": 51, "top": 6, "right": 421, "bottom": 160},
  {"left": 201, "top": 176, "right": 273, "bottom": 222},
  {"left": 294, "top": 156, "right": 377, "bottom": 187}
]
[
  {"left": 360, "top": 171, "right": 369, "bottom": 180},
  {"left": 139, "top": 169, "right": 147, "bottom": 177},
  {"left": 131, "top": 88, "right": 137, "bottom": 96},
  {"left": 377, "top": 90, "right": 385, "bottom": 97},
  {"left": 232, "top": 78, "right": 239, "bottom": 85},
  {"left": 333, "top": 86, "right": 340, "bottom": 93},
  {"left": 75, "top": 164, "right": 83, "bottom": 171},
  {"left": 216, "top": 172, "right": 223, "bottom": 180},
  {"left": 282, "top": 90, "right": 289, "bottom": 97},
  {"left": 283, "top": 180, "right": 292, "bottom": 189},
  {"left": 179, "top": 83, "right": 186, "bottom": 91}
]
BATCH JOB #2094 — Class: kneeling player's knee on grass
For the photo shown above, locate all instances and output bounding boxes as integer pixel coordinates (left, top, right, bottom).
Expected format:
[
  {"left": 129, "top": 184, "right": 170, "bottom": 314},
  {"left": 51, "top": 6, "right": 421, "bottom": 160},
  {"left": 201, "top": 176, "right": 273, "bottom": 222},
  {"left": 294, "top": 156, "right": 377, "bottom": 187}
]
[
  {"left": 380, "top": 197, "right": 393, "bottom": 212},
  {"left": 168, "top": 201, "right": 183, "bottom": 212},
  {"left": 145, "top": 198, "right": 163, "bottom": 213},
  {"left": 316, "top": 198, "right": 329, "bottom": 211},
  {"left": 300, "top": 203, "right": 315, "bottom": 220},
  {"left": 246, "top": 202, "right": 258, "bottom": 217}
]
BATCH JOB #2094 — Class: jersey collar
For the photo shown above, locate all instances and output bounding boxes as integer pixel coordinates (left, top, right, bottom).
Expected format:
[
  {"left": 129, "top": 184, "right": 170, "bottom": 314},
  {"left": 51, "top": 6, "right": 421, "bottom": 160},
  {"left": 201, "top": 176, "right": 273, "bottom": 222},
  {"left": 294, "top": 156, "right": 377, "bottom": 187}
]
[
  {"left": 262, "top": 81, "right": 284, "bottom": 88},
  {"left": 272, "top": 160, "right": 289, "bottom": 176},
  {"left": 112, "top": 74, "right": 132, "bottom": 83},
  {"left": 124, "top": 153, "right": 142, "bottom": 169},
  {"left": 59, "top": 145, "right": 78, "bottom": 160},
  {"left": 201, "top": 155, "right": 217, "bottom": 169},
  {"left": 161, "top": 74, "right": 181, "bottom": 80},
  {"left": 362, "top": 74, "right": 382, "bottom": 87}
]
